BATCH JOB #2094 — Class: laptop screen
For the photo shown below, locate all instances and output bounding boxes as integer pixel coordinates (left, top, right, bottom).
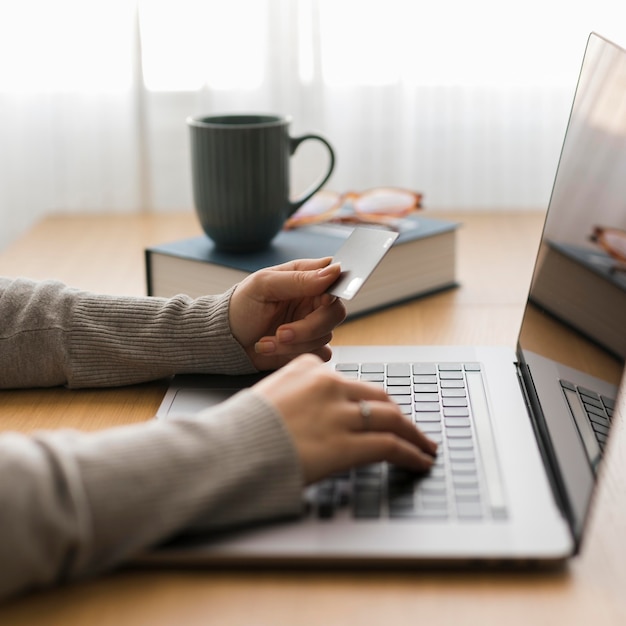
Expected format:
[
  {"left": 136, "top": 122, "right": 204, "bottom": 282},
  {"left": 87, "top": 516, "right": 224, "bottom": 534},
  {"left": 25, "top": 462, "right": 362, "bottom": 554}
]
[
  {"left": 517, "top": 33, "right": 626, "bottom": 543},
  {"left": 520, "top": 32, "right": 626, "bottom": 387}
]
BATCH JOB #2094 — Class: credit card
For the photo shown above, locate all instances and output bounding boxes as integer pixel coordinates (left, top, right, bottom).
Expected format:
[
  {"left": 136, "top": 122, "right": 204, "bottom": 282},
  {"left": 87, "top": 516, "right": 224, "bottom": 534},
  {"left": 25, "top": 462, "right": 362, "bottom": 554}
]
[{"left": 326, "top": 227, "right": 399, "bottom": 300}]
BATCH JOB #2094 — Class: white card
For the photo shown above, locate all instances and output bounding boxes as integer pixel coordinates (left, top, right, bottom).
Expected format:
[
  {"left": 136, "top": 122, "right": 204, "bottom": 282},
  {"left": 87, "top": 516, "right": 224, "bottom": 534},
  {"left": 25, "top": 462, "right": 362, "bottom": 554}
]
[{"left": 326, "top": 227, "right": 399, "bottom": 300}]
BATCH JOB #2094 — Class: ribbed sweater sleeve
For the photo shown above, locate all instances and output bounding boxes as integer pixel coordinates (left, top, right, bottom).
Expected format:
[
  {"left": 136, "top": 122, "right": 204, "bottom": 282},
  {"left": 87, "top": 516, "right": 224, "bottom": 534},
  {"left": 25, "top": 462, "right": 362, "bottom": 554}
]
[
  {"left": 0, "top": 277, "right": 305, "bottom": 600},
  {"left": 0, "top": 277, "right": 255, "bottom": 389},
  {"left": 0, "top": 390, "right": 303, "bottom": 600}
]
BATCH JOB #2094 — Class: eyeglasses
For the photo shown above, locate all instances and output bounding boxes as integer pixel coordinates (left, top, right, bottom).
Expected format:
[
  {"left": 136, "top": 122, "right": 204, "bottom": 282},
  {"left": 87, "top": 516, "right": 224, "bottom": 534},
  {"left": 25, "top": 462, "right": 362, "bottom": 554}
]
[
  {"left": 590, "top": 226, "right": 626, "bottom": 274},
  {"left": 284, "top": 187, "right": 423, "bottom": 230}
]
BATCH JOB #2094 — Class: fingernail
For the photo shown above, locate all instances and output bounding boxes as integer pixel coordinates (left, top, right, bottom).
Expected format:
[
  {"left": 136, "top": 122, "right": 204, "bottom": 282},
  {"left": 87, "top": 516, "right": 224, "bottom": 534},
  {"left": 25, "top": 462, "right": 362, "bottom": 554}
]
[
  {"left": 255, "top": 340, "right": 276, "bottom": 354},
  {"left": 317, "top": 262, "right": 340, "bottom": 278},
  {"left": 277, "top": 328, "right": 295, "bottom": 343}
]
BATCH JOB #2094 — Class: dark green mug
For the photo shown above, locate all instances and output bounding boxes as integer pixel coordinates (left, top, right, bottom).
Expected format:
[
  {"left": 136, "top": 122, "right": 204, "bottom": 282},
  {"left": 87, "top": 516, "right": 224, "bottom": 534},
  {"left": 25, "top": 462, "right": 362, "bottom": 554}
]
[{"left": 188, "top": 113, "right": 336, "bottom": 251}]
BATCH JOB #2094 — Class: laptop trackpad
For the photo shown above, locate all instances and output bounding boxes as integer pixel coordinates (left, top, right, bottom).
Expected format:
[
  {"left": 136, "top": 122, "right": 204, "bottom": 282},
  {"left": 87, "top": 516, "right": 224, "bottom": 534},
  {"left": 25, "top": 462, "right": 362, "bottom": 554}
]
[
  {"left": 158, "top": 387, "right": 241, "bottom": 417},
  {"left": 157, "top": 373, "right": 267, "bottom": 419}
]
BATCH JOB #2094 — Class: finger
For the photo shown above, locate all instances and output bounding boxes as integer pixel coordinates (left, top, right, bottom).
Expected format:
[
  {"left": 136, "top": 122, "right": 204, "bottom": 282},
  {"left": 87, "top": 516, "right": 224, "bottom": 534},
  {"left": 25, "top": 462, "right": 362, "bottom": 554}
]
[
  {"left": 254, "top": 301, "right": 345, "bottom": 356},
  {"left": 273, "top": 344, "right": 334, "bottom": 364},
  {"left": 309, "top": 345, "right": 333, "bottom": 362},
  {"left": 351, "top": 400, "right": 438, "bottom": 456},
  {"left": 255, "top": 332, "right": 333, "bottom": 358},
  {"left": 348, "top": 433, "right": 436, "bottom": 472},
  {"left": 275, "top": 298, "right": 346, "bottom": 344},
  {"left": 341, "top": 378, "right": 395, "bottom": 403},
  {"left": 256, "top": 261, "right": 342, "bottom": 302},
  {"left": 312, "top": 292, "right": 338, "bottom": 309}
]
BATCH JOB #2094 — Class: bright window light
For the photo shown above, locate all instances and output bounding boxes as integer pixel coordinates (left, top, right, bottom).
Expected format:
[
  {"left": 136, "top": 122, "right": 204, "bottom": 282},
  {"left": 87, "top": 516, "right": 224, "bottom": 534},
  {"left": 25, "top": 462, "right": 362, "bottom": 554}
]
[
  {"left": 298, "top": 0, "right": 315, "bottom": 84},
  {"left": 318, "top": 0, "right": 404, "bottom": 86},
  {"left": 139, "top": 0, "right": 268, "bottom": 92},
  {"left": 0, "top": 0, "right": 134, "bottom": 93},
  {"left": 317, "top": 0, "right": 626, "bottom": 87}
]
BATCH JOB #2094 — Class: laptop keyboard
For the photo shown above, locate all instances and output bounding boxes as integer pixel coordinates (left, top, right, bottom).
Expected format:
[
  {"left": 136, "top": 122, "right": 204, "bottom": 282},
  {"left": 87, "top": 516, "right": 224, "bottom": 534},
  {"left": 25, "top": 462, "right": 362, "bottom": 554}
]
[
  {"left": 307, "top": 362, "right": 508, "bottom": 522},
  {"left": 560, "top": 379, "right": 614, "bottom": 466}
]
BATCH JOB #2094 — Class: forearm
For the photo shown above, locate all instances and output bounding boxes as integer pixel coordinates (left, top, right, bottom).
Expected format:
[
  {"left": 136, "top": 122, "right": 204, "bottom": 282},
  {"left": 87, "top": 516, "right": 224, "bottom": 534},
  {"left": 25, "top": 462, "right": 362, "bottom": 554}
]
[
  {"left": 0, "top": 389, "right": 303, "bottom": 601},
  {"left": 0, "top": 277, "right": 254, "bottom": 389}
]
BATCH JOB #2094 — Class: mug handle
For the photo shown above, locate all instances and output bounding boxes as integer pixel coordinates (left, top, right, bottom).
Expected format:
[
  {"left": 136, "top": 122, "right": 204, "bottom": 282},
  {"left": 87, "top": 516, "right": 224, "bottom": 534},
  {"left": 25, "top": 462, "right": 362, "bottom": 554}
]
[{"left": 288, "top": 134, "right": 336, "bottom": 216}]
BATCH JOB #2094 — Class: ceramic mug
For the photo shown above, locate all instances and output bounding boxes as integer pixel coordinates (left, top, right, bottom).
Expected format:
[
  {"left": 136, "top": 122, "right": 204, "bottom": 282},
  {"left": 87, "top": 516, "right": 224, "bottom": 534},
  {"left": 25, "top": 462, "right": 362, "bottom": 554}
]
[{"left": 188, "top": 113, "right": 335, "bottom": 251}]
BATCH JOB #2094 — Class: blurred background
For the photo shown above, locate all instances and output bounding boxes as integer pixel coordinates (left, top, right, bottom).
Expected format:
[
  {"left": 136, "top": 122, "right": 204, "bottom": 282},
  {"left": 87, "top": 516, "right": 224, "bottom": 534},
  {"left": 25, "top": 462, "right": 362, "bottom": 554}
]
[{"left": 1, "top": 0, "right": 625, "bottom": 251}]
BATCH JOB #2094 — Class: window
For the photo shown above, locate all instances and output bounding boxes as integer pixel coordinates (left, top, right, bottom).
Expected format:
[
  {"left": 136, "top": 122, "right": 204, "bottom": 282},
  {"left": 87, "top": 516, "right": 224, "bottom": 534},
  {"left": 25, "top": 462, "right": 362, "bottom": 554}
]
[
  {"left": 138, "top": 0, "right": 268, "bottom": 91},
  {"left": 0, "top": 0, "right": 134, "bottom": 93}
]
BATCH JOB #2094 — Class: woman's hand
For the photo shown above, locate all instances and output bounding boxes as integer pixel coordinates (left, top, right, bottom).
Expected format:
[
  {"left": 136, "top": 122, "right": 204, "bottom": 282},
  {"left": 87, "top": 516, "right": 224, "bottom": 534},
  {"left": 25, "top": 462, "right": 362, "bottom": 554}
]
[
  {"left": 229, "top": 258, "right": 347, "bottom": 370},
  {"left": 253, "top": 354, "right": 438, "bottom": 485}
]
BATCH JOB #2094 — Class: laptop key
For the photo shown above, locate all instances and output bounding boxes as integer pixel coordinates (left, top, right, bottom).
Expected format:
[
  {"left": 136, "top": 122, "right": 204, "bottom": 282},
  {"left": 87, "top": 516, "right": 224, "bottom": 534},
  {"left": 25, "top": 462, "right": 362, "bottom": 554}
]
[
  {"left": 447, "top": 438, "right": 474, "bottom": 450},
  {"left": 592, "top": 423, "right": 610, "bottom": 437},
  {"left": 455, "top": 491, "right": 482, "bottom": 503},
  {"left": 584, "top": 403, "right": 609, "bottom": 419},
  {"left": 316, "top": 481, "right": 339, "bottom": 519},
  {"left": 581, "top": 395, "right": 605, "bottom": 411},
  {"left": 577, "top": 386, "right": 601, "bottom": 401},
  {"left": 453, "top": 476, "right": 480, "bottom": 489},
  {"left": 361, "top": 363, "right": 385, "bottom": 374},
  {"left": 588, "top": 412, "right": 610, "bottom": 429},
  {"left": 450, "top": 462, "right": 478, "bottom": 475},
  {"left": 441, "top": 388, "right": 467, "bottom": 398},
  {"left": 414, "top": 392, "right": 439, "bottom": 402},
  {"left": 415, "top": 402, "right": 441, "bottom": 412},
  {"left": 388, "top": 493, "right": 416, "bottom": 512},
  {"left": 445, "top": 427, "right": 473, "bottom": 438},
  {"left": 439, "top": 372, "right": 464, "bottom": 380},
  {"left": 353, "top": 491, "right": 382, "bottom": 519},
  {"left": 445, "top": 417, "right": 472, "bottom": 428},
  {"left": 387, "top": 363, "right": 411, "bottom": 377},
  {"left": 418, "top": 483, "right": 448, "bottom": 497},
  {"left": 443, "top": 397, "right": 468, "bottom": 407},
  {"left": 456, "top": 501, "right": 483, "bottom": 519},
  {"left": 414, "top": 411, "right": 442, "bottom": 422},
  {"left": 602, "top": 395, "right": 616, "bottom": 411},
  {"left": 387, "top": 385, "right": 411, "bottom": 395},
  {"left": 448, "top": 450, "right": 476, "bottom": 462},
  {"left": 418, "top": 422, "right": 443, "bottom": 434},
  {"left": 414, "top": 374, "right": 438, "bottom": 384},
  {"left": 389, "top": 395, "right": 412, "bottom": 405},
  {"left": 335, "top": 363, "right": 359, "bottom": 373},
  {"left": 595, "top": 432, "right": 609, "bottom": 444},
  {"left": 414, "top": 383, "right": 439, "bottom": 393},
  {"left": 360, "top": 372, "right": 385, "bottom": 383},
  {"left": 420, "top": 497, "right": 448, "bottom": 510},
  {"left": 440, "top": 380, "right": 466, "bottom": 389}
]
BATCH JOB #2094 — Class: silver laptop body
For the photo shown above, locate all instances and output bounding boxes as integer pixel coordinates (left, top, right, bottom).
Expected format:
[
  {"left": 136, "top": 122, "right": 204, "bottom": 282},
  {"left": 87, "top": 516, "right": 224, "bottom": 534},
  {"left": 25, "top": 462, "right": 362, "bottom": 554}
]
[{"left": 146, "top": 33, "right": 625, "bottom": 567}]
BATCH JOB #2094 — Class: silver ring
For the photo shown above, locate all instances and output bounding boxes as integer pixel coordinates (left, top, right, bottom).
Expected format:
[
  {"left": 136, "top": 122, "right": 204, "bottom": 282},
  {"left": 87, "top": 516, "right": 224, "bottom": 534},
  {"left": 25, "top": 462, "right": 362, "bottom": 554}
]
[{"left": 359, "top": 400, "right": 372, "bottom": 431}]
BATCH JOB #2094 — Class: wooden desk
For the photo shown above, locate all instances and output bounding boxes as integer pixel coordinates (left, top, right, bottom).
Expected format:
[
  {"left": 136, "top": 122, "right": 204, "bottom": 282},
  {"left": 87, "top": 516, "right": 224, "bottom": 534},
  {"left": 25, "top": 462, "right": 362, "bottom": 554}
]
[{"left": 1, "top": 211, "right": 625, "bottom": 625}]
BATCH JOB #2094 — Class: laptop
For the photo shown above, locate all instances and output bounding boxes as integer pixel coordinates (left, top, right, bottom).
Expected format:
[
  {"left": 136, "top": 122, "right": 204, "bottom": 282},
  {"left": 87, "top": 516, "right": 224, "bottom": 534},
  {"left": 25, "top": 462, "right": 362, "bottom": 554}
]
[{"left": 146, "top": 33, "right": 625, "bottom": 567}]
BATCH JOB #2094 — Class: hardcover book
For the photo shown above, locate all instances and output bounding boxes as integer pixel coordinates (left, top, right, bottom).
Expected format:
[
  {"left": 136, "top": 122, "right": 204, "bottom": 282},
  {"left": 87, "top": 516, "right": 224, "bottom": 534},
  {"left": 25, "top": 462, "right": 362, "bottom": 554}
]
[
  {"left": 530, "top": 240, "right": 626, "bottom": 359},
  {"left": 145, "top": 215, "right": 459, "bottom": 318}
]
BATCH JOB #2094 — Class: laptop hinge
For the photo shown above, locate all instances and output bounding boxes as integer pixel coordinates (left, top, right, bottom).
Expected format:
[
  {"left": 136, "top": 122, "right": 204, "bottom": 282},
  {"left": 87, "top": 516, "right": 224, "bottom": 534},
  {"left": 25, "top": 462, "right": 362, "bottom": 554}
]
[{"left": 515, "top": 360, "right": 578, "bottom": 545}]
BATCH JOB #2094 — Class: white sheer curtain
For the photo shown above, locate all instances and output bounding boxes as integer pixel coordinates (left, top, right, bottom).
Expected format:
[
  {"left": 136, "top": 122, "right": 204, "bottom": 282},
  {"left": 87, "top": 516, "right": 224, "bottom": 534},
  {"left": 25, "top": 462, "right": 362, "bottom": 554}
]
[{"left": 1, "top": 0, "right": 625, "bottom": 251}]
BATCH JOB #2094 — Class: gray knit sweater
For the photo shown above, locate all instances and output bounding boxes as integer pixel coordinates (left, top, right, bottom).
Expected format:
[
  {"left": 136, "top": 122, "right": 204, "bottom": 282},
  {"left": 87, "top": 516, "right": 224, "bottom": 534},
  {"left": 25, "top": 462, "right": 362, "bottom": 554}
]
[{"left": 0, "top": 277, "right": 303, "bottom": 601}]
